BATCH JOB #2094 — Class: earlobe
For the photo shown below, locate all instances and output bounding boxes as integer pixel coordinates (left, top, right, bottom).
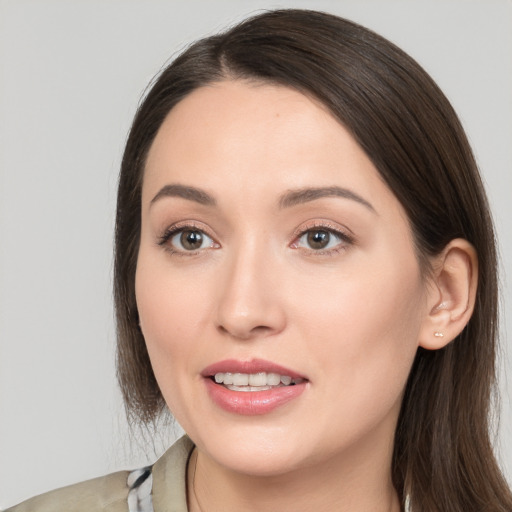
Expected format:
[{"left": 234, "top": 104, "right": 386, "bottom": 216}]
[{"left": 418, "top": 239, "right": 478, "bottom": 350}]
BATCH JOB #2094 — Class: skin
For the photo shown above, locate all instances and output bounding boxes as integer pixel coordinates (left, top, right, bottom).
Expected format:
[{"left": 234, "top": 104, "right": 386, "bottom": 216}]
[{"left": 136, "top": 80, "right": 439, "bottom": 512}]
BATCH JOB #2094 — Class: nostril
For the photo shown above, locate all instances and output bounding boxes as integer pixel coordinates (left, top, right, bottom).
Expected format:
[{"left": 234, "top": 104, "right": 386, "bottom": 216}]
[{"left": 217, "top": 323, "right": 275, "bottom": 340}]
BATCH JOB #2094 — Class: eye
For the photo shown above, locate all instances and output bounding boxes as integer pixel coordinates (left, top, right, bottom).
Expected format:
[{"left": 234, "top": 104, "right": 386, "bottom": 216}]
[
  {"left": 299, "top": 229, "right": 339, "bottom": 250},
  {"left": 160, "top": 226, "right": 217, "bottom": 253},
  {"left": 293, "top": 227, "right": 351, "bottom": 253},
  {"left": 171, "top": 229, "right": 214, "bottom": 251}
]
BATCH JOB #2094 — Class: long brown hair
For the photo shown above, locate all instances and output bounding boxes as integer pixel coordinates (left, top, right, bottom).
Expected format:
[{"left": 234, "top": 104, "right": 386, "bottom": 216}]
[{"left": 114, "top": 9, "right": 512, "bottom": 511}]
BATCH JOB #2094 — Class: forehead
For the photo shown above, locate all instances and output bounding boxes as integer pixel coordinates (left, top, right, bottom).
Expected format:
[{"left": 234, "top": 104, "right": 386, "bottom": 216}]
[
  {"left": 142, "top": 80, "right": 398, "bottom": 216},
  {"left": 145, "top": 80, "right": 340, "bottom": 172}
]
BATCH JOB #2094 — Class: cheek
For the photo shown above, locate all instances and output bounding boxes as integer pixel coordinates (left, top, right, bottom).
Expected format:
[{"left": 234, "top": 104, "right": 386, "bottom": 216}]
[
  {"left": 297, "top": 247, "right": 424, "bottom": 343},
  {"left": 136, "top": 247, "right": 208, "bottom": 343},
  {"left": 134, "top": 252, "right": 206, "bottom": 398},
  {"left": 136, "top": 272, "right": 198, "bottom": 428},
  {"left": 296, "top": 250, "right": 425, "bottom": 418}
]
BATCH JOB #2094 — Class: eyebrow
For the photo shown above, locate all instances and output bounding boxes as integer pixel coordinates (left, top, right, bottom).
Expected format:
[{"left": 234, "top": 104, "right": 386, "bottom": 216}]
[
  {"left": 150, "top": 184, "right": 216, "bottom": 207},
  {"left": 150, "top": 183, "right": 375, "bottom": 213},
  {"left": 279, "top": 186, "right": 376, "bottom": 213}
]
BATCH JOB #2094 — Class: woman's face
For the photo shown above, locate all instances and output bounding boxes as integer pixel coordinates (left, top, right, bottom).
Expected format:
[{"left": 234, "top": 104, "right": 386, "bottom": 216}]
[{"left": 136, "top": 81, "right": 431, "bottom": 476}]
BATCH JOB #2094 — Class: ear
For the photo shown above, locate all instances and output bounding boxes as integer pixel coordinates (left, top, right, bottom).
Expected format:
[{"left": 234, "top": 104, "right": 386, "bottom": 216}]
[{"left": 418, "top": 239, "right": 478, "bottom": 350}]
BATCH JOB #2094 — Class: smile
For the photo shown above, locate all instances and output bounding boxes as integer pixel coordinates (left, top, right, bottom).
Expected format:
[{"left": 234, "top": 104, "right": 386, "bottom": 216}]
[
  {"left": 202, "top": 360, "right": 308, "bottom": 415},
  {"left": 213, "top": 372, "right": 304, "bottom": 391}
]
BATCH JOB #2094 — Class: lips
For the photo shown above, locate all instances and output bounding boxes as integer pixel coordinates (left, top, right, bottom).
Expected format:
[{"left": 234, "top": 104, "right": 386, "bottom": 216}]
[
  {"left": 201, "top": 359, "right": 306, "bottom": 379},
  {"left": 201, "top": 359, "right": 308, "bottom": 415}
]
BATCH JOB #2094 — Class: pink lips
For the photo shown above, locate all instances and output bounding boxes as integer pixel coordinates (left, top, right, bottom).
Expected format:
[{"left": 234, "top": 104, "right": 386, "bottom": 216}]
[
  {"left": 201, "top": 359, "right": 308, "bottom": 416},
  {"left": 201, "top": 359, "right": 305, "bottom": 379}
]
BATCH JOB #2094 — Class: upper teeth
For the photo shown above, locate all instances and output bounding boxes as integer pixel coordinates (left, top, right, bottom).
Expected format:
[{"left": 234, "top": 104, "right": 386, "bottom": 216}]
[{"left": 214, "top": 372, "right": 294, "bottom": 386}]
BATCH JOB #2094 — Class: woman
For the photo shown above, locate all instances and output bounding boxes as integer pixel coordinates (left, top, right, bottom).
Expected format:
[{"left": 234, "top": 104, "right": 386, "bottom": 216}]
[{"left": 7, "top": 8, "right": 512, "bottom": 512}]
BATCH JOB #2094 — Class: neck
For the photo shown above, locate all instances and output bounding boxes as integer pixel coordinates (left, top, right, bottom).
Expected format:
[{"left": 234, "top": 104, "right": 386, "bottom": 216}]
[{"left": 187, "top": 437, "right": 400, "bottom": 512}]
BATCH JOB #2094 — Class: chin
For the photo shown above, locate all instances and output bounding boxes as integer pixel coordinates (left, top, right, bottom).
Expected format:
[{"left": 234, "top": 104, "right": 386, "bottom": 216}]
[{"left": 190, "top": 425, "right": 319, "bottom": 476}]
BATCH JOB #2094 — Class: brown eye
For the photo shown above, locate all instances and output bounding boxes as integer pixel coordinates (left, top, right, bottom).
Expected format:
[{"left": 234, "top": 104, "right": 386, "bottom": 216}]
[
  {"left": 307, "top": 230, "right": 330, "bottom": 249},
  {"left": 180, "top": 230, "right": 204, "bottom": 250},
  {"left": 295, "top": 228, "right": 348, "bottom": 252},
  {"left": 168, "top": 228, "right": 215, "bottom": 252}
]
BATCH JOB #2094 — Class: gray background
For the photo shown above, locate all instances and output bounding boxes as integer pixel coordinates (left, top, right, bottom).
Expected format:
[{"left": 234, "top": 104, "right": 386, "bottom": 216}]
[{"left": 1, "top": 0, "right": 511, "bottom": 508}]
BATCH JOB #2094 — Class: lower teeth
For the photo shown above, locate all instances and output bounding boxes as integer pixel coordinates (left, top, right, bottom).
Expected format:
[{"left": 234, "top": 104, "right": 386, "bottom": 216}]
[
  {"left": 225, "top": 384, "right": 277, "bottom": 392},
  {"left": 223, "top": 383, "right": 296, "bottom": 392}
]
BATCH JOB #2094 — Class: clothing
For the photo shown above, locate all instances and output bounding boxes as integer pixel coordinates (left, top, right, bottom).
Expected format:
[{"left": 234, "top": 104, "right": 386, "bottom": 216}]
[
  {"left": 7, "top": 436, "right": 413, "bottom": 511},
  {"left": 5, "top": 436, "right": 194, "bottom": 512}
]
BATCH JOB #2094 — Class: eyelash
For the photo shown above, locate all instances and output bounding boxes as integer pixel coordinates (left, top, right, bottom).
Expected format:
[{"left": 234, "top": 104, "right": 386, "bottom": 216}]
[
  {"left": 157, "top": 221, "right": 218, "bottom": 257},
  {"left": 157, "top": 221, "right": 354, "bottom": 256},
  {"left": 291, "top": 222, "right": 354, "bottom": 256}
]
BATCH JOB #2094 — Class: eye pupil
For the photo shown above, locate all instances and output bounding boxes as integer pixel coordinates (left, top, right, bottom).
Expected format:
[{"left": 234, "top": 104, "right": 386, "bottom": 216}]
[
  {"left": 180, "top": 230, "right": 203, "bottom": 250},
  {"left": 307, "top": 230, "right": 330, "bottom": 249}
]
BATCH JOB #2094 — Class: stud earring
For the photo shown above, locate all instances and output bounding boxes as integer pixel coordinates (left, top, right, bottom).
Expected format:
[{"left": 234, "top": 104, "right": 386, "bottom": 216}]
[{"left": 434, "top": 332, "right": 444, "bottom": 338}]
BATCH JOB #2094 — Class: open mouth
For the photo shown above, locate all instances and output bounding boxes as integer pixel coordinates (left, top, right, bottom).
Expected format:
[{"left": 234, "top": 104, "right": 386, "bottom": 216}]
[
  {"left": 202, "top": 361, "right": 308, "bottom": 414},
  {"left": 211, "top": 372, "right": 305, "bottom": 392}
]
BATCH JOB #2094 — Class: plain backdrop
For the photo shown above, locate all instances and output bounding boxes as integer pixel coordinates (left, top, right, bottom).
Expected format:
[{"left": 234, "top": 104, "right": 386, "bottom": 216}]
[{"left": 1, "top": 0, "right": 511, "bottom": 508}]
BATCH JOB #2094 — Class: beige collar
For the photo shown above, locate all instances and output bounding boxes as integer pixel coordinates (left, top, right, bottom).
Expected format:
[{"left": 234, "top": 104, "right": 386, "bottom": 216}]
[{"left": 151, "top": 435, "right": 195, "bottom": 512}]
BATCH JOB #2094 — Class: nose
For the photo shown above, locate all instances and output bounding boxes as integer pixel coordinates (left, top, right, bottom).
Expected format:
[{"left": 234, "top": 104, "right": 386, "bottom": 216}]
[{"left": 214, "top": 243, "right": 286, "bottom": 340}]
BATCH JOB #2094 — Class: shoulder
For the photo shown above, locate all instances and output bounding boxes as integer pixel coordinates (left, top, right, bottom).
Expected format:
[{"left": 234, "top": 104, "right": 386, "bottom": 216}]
[
  {"left": 5, "top": 436, "right": 195, "bottom": 512},
  {"left": 5, "top": 470, "right": 130, "bottom": 512}
]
